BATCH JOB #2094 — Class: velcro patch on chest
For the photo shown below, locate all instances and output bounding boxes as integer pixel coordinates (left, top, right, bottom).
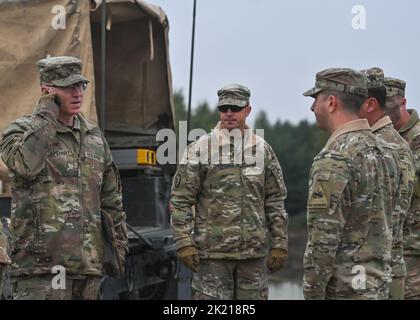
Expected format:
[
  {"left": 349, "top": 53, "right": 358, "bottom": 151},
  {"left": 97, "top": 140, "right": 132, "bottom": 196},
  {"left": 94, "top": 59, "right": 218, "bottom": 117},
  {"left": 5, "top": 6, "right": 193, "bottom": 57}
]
[
  {"left": 84, "top": 152, "right": 104, "bottom": 163},
  {"left": 48, "top": 150, "right": 72, "bottom": 158}
]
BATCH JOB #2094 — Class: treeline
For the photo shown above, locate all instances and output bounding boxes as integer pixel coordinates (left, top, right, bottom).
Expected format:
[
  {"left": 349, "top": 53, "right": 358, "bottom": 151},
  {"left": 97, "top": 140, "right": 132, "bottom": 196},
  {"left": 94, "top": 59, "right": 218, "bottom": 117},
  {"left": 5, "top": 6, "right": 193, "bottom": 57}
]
[{"left": 173, "top": 90, "right": 328, "bottom": 215}]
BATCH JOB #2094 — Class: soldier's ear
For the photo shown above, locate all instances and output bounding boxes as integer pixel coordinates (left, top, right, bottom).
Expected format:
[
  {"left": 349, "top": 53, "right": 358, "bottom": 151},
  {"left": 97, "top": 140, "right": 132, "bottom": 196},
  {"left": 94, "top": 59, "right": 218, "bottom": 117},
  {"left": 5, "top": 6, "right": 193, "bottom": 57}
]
[
  {"left": 401, "top": 98, "right": 407, "bottom": 110},
  {"left": 366, "top": 98, "right": 376, "bottom": 112},
  {"left": 328, "top": 95, "right": 337, "bottom": 113},
  {"left": 41, "top": 85, "right": 50, "bottom": 95}
]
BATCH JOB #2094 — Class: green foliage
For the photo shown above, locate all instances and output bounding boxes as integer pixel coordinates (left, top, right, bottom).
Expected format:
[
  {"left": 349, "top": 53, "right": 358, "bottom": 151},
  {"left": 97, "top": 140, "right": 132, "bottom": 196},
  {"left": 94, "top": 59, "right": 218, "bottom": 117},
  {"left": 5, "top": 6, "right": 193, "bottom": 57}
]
[
  {"left": 173, "top": 89, "right": 328, "bottom": 216},
  {"left": 255, "top": 110, "right": 328, "bottom": 215},
  {"left": 191, "top": 102, "right": 219, "bottom": 132},
  {"left": 174, "top": 90, "right": 188, "bottom": 123},
  {"left": 173, "top": 89, "right": 219, "bottom": 134}
]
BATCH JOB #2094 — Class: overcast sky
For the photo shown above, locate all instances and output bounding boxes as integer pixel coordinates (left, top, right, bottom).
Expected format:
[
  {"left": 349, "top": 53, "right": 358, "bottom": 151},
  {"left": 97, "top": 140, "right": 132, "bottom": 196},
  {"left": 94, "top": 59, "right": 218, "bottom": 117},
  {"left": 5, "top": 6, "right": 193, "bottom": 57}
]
[{"left": 151, "top": 0, "right": 420, "bottom": 125}]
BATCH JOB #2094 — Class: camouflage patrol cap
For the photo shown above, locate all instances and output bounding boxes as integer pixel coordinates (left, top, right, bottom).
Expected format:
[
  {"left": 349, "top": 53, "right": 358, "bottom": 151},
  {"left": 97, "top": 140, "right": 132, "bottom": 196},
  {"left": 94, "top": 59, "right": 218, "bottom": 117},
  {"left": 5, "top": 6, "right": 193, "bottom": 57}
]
[
  {"left": 303, "top": 68, "right": 368, "bottom": 98},
  {"left": 37, "top": 56, "right": 89, "bottom": 87},
  {"left": 217, "top": 84, "right": 250, "bottom": 108},
  {"left": 360, "top": 67, "right": 384, "bottom": 89},
  {"left": 384, "top": 77, "right": 406, "bottom": 97}
]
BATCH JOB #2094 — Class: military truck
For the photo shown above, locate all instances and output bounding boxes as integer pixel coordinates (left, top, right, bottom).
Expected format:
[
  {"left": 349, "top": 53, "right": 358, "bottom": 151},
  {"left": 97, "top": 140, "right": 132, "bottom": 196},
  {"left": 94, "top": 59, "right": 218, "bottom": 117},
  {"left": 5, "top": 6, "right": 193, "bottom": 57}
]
[{"left": 0, "top": 0, "right": 190, "bottom": 299}]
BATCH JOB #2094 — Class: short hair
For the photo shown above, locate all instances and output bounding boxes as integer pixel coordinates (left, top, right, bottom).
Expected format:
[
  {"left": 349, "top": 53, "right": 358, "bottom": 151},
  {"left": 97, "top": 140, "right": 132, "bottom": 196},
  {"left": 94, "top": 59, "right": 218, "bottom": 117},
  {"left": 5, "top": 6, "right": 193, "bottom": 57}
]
[
  {"left": 385, "top": 95, "right": 404, "bottom": 124},
  {"left": 386, "top": 95, "right": 404, "bottom": 107},
  {"left": 321, "top": 90, "right": 366, "bottom": 114},
  {"left": 367, "top": 87, "right": 387, "bottom": 109}
]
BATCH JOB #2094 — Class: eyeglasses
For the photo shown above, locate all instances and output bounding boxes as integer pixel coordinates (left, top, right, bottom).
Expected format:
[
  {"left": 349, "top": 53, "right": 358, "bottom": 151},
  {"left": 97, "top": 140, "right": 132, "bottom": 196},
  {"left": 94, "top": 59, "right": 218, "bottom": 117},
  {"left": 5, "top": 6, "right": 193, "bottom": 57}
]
[
  {"left": 57, "top": 82, "right": 88, "bottom": 92},
  {"left": 217, "top": 105, "right": 244, "bottom": 113}
]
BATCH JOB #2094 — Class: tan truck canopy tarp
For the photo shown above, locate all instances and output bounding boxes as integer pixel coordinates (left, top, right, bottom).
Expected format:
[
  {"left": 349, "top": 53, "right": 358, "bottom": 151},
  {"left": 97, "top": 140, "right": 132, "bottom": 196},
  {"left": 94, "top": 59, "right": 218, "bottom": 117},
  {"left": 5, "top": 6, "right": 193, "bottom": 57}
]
[
  {"left": 91, "top": 0, "right": 175, "bottom": 132},
  {"left": 0, "top": 0, "right": 175, "bottom": 133},
  {"left": 0, "top": 0, "right": 175, "bottom": 185},
  {"left": 0, "top": 0, "right": 97, "bottom": 131}
]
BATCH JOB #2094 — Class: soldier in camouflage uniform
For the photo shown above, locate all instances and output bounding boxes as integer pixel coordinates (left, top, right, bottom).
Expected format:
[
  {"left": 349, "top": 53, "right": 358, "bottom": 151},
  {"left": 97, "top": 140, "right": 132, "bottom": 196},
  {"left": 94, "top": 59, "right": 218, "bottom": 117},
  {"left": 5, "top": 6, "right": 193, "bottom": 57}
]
[
  {"left": 0, "top": 56, "right": 128, "bottom": 300},
  {"left": 171, "top": 84, "right": 288, "bottom": 300},
  {"left": 303, "top": 68, "right": 395, "bottom": 299},
  {"left": 0, "top": 159, "right": 12, "bottom": 298},
  {"left": 358, "top": 68, "right": 415, "bottom": 299},
  {"left": 384, "top": 77, "right": 420, "bottom": 300}
]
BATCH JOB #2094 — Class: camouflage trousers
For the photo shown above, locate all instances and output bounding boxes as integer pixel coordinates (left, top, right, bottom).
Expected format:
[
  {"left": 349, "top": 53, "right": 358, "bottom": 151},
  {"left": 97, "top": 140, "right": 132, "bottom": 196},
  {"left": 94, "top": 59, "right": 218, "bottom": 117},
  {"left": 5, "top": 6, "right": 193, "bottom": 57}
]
[
  {"left": 11, "top": 275, "right": 102, "bottom": 300},
  {"left": 405, "top": 256, "right": 420, "bottom": 300},
  {"left": 191, "top": 258, "right": 268, "bottom": 300},
  {"left": 0, "top": 265, "right": 5, "bottom": 299},
  {"left": 389, "top": 277, "right": 405, "bottom": 300}
]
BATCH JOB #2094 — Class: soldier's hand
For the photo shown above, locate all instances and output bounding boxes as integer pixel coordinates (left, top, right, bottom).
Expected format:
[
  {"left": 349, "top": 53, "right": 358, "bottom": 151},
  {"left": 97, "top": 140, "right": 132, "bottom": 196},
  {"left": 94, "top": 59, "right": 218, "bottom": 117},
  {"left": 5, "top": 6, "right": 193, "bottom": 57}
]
[
  {"left": 39, "top": 93, "right": 61, "bottom": 108},
  {"left": 36, "top": 93, "right": 61, "bottom": 119},
  {"left": 177, "top": 245, "right": 199, "bottom": 272},
  {"left": 267, "top": 248, "right": 287, "bottom": 273},
  {"left": 53, "top": 94, "right": 61, "bottom": 108}
]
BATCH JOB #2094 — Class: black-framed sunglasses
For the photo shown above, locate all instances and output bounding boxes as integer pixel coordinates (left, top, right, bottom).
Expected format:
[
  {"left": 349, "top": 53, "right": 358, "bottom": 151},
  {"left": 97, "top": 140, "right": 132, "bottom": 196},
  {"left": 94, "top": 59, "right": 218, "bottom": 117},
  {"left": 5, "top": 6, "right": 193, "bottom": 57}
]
[{"left": 217, "top": 105, "right": 244, "bottom": 113}]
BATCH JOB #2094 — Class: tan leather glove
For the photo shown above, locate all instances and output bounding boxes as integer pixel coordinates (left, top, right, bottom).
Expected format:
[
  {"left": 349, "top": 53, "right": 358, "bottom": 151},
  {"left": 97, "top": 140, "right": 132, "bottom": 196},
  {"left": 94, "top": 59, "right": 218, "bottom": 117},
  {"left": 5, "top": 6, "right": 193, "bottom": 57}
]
[
  {"left": 177, "top": 245, "right": 200, "bottom": 272},
  {"left": 267, "top": 248, "right": 287, "bottom": 273}
]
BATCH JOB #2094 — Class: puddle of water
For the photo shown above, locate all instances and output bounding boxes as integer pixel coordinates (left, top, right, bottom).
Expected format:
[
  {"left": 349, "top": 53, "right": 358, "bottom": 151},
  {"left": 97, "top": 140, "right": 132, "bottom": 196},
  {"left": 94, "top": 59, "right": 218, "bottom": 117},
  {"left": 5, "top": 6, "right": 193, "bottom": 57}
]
[{"left": 268, "top": 281, "right": 304, "bottom": 300}]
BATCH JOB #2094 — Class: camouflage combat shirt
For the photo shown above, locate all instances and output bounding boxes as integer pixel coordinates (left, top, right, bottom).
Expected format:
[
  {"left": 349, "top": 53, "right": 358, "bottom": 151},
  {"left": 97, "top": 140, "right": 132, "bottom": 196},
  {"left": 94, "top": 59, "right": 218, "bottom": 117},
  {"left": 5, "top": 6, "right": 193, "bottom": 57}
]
[
  {"left": 171, "top": 122, "right": 288, "bottom": 260},
  {"left": 399, "top": 109, "right": 420, "bottom": 257},
  {"left": 304, "top": 119, "right": 395, "bottom": 300},
  {"left": 371, "top": 116, "right": 415, "bottom": 279}
]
